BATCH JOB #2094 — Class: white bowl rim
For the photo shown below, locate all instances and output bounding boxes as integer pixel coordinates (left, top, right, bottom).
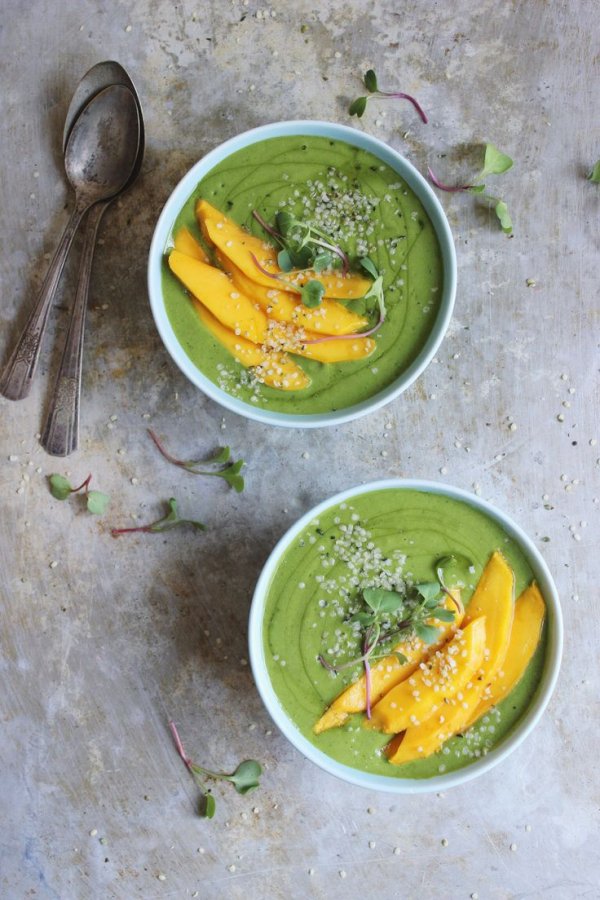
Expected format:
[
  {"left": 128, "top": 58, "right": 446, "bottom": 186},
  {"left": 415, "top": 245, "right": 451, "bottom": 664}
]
[
  {"left": 148, "top": 119, "right": 457, "bottom": 428},
  {"left": 248, "top": 478, "right": 563, "bottom": 793}
]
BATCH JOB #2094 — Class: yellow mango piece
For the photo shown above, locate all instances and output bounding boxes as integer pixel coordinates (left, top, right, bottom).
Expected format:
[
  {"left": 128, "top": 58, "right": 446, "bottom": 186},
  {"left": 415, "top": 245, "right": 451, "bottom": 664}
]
[
  {"left": 215, "top": 250, "right": 370, "bottom": 335},
  {"left": 465, "top": 582, "right": 546, "bottom": 728},
  {"left": 386, "top": 553, "right": 517, "bottom": 765},
  {"left": 314, "top": 591, "right": 465, "bottom": 734},
  {"left": 463, "top": 550, "right": 515, "bottom": 681},
  {"left": 194, "top": 304, "right": 309, "bottom": 391},
  {"left": 266, "top": 321, "right": 375, "bottom": 364},
  {"left": 168, "top": 250, "right": 268, "bottom": 344},
  {"left": 173, "top": 226, "right": 210, "bottom": 263},
  {"left": 367, "top": 617, "right": 487, "bottom": 735},
  {"left": 197, "top": 199, "right": 371, "bottom": 300}
]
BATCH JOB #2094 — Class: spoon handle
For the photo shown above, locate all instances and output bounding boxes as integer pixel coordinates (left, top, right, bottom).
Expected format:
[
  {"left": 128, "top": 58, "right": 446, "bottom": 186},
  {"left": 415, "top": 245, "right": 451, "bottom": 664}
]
[
  {"left": 41, "top": 201, "right": 108, "bottom": 457},
  {"left": 0, "top": 200, "right": 88, "bottom": 401}
]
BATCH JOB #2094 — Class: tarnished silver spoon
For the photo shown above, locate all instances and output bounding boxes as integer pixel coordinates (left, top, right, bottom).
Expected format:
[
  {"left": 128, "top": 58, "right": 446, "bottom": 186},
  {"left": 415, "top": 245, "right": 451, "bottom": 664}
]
[
  {"left": 0, "top": 83, "right": 140, "bottom": 402},
  {"left": 41, "top": 66, "right": 144, "bottom": 456}
]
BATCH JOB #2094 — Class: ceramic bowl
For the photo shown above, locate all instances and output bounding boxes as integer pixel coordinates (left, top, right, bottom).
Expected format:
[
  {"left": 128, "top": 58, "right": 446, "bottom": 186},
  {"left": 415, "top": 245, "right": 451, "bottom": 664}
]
[
  {"left": 148, "top": 121, "right": 457, "bottom": 427},
  {"left": 248, "top": 479, "right": 562, "bottom": 793}
]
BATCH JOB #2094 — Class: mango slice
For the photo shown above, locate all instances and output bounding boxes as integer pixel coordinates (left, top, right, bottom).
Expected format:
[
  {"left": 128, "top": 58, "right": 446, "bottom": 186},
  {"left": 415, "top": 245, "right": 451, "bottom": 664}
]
[
  {"left": 196, "top": 199, "right": 371, "bottom": 300},
  {"left": 215, "top": 250, "right": 370, "bottom": 335},
  {"left": 168, "top": 250, "right": 268, "bottom": 344},
  {"left": 314, "top": 591, "right": 465, "bottom": 734},
  {"left": 367, "top": 617, "right": 487, "bottom": 735},
  {"left": 386, "top": 552, "right": 517, "bottom": 765},
  {"left": 463, "top": 550, "right": 515, "bottom": 679},
  {"left": 464, "top": 582, "right": 546, "bottom": 728},
  {"left": 173, "top": 226, "right": 210, "bottom": 263},
  {"left": 193, "top": 303, "right": 309, "bottom": 391}
]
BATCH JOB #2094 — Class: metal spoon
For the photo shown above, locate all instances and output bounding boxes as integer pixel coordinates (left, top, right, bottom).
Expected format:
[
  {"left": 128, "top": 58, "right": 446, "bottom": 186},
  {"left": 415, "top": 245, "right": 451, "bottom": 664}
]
[
  {"left": 41, "top": 68, "right": 145, "bottom": 456},
  {"left": 0, "top": 83, "right": 140, "bottom": 402}
]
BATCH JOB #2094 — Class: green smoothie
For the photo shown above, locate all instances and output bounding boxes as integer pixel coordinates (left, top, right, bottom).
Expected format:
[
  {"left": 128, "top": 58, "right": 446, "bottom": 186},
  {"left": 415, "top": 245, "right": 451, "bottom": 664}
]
[
  {"left": 262, "top": 488, "right": 547, "bottom": 779},
  {"left": 162, "top": 135, "right": 443, "bottom": 414}
]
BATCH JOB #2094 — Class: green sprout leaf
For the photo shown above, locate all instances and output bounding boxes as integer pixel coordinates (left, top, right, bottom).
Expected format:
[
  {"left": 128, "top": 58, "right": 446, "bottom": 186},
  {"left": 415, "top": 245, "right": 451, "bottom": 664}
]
[
  {"left": 360, "top": 256, "right": 379, "bottom": 280},
  {"left": 87, "top": 490, "right": 110, "bottom": 515},
  {"left": 199, "top": 791, "right": 216, "bottom": 819},
  {"left": 49, "top": 472, "right": 109, "bottom": 515},
  {"left": 169, "top": 721, "right": 262, "bottom": 821},
  {"left": 414, "top": 622, "right": 441, "bottom": 644},
  {"left": 349, "top": 611, "right": 376, "bottom": 627},
  {"left": 49, "top": 474, "right": 72, "bottom": 501},
  {"left": 415, "top": 582, "right": 442, "bottom": 604},
  {"left": 430, "top": 607, "right": 456, "bottom": 623},
  {"left": 394, "top": 652, "right": 408, "bottom": 665},
  {"left": 275, "top": 210, "right": 294, "bottom": 237},
  {"left": 364, "top": 69, "right": 379, "bottom": 93},
  {"left": 494, "top": 199, "right": 513, "bottom": 233},
  {"left": 588, "top": 161, "right": 600, "bottom": 183},
  {"left": 300, "top": 279, "right": 325, "bottom": 308},
  {"left": 349, "top": 96, "right": 368, "bottom": 117},
  {"left": 480, "top": 143, "right": 514, "bottom": 178},
  {"left": 277, "top": 248, "right": 293, "bottom": 272},
  {"left": 363, "top": 588, "right": 404, "bottom": 615},
  {"left": 151, "top": 498, "right": 205, "bottom": 533},
  {"left": 313, "top": 251, "right": 333, "bottom": 272},
  {"left": 227, "top": 760, "right": 263, "bottom": 795},
  {"left": 147, "top": 430, "right": 245, "bottom": 492},
  {"left": 206, "top": 446, "right": 231, "bottom": 465},
  {"left": 111, "top": 498, "right": 205, "bottom": 537}
]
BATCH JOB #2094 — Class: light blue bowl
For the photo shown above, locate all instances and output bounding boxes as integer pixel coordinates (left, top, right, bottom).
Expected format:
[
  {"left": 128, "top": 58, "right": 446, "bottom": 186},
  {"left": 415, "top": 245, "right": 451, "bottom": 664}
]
[
  {"left": 148, "top": 121, "right": 457, "bottom": 427},
  {"left": 248, "top": 479, "right": 563, "bottom": 793}
]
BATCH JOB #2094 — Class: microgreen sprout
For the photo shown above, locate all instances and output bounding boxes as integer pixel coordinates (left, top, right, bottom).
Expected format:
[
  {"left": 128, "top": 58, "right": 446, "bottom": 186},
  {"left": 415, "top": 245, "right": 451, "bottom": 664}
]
[
  {"left": 318, "top": 581, "right": 455, "bottom": 717},
  {"left": 169, "top": 721, "right": 262, "bottom": 819},
  {"left": 349, "top": 69, "right": 428, "bottom": 123},
  {"left": 148, "top": 429, "right": 245, "bottom": 492},
  {"left": 110, "top": 498, "right": 205, "bottom": 538},
  {"left": 252, "top": 209, "right": 350, "bottom": 276},
  {"left": 428, "top": 143, "right": 514, "bottom": 233},
  {"left": 48, "top": 473, "right": 110, "bottom": 515},
  {"left": 588, "top": 161, "right": 600, "bottom": 183}
]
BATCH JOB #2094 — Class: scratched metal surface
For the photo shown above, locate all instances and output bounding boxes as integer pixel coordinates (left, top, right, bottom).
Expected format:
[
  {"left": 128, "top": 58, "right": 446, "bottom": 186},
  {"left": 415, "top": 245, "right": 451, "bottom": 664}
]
[{"left": 1, "top": 1, "right": 598, "bottom": 897}]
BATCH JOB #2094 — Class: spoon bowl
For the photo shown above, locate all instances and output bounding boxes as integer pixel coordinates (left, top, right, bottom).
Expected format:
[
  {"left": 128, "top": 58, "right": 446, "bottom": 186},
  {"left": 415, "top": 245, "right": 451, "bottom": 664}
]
[{"left": 64, "top": 83, "right": 139, "bottom": 203}]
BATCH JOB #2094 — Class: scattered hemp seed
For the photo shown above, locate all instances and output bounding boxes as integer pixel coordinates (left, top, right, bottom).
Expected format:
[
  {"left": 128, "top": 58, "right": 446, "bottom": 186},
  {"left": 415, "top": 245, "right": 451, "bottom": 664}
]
[
  {"left": 368, "top": 840, "right": 376, "bottom": 849},
  {"left": 157, "top": 873, "right": 166, "bottom": 881},
  {"left": 228, "top": 864, "right": 236, "bottom": 873},
  {"left": 302, "top": 451, "right": 310, "bottom": 459},
  {"left": 471, "top": 893, "right": 479, "bottom": 900},
  {"left": 393, "top": 847, "right": 401, "bottom": 855},
  {"left": 339, "top": 870, "right": 347, "bottom": 879},
  {"left": 49, "top": 561, "right": 59, "bottom": 569},
  {"left": 525, "top": 824, "right": 532, "bottom": 832},
  {"left": 526, "top": 278, "right": 536, "bottom": 287},
  {"left": 89, "top": 829, "right": 98, "bottom": 837},
  {"left": 441, "top": 838, "right": 448, "bottom": 847},
  {"left": 308, "top": 868, "right": 315, "bottom": 876},
  {"left": 510, "top": 842, "right": 517, "bottom": 852},
  {"left": 557, "top": 414, "right": 565, "bottom": 422}
]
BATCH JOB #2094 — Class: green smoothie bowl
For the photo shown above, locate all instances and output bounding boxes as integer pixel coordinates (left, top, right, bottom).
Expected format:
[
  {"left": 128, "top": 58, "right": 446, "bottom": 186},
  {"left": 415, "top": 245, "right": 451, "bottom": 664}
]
[
  {"left": 148, "top": 121, "right": 456, "bottom": 427},
  {"left": 248, "top": 480, "right": 562, "bottom": 793}
]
